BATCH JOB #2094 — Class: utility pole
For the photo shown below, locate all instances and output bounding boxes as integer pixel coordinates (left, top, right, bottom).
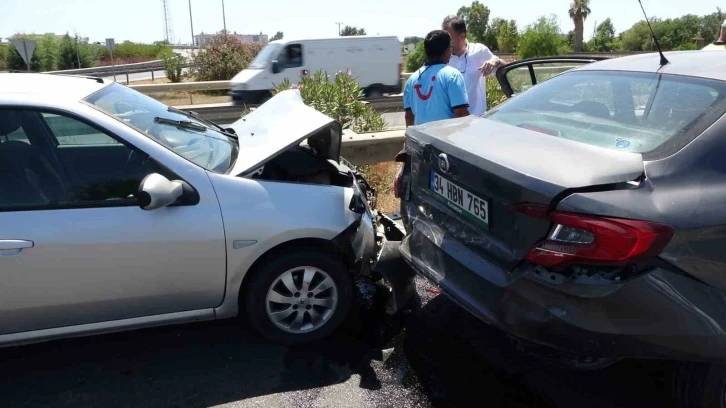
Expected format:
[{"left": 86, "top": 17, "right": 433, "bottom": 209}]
[
  {"left": 188, "top": 0, "right": 195, "bottom": 45},
  {"left": 335, "top": 22, "right": 343, "bottom": 36},
  {"left": 222, "top": 0, "right": 227, "bottom": 34}
]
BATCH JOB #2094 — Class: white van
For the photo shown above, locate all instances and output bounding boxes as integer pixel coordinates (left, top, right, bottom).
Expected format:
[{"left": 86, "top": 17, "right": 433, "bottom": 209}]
[{"left": 230, "top": 35, "right": 402, "bottom": 105}]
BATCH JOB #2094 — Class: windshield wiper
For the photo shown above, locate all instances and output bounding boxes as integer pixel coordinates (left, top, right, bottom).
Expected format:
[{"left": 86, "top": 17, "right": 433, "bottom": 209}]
[
  {"left": 167, "top": 107, "right": 238, "bottom": 139},
  {"left": 154, "top": 116, "right": 208, "bottom": 132}
]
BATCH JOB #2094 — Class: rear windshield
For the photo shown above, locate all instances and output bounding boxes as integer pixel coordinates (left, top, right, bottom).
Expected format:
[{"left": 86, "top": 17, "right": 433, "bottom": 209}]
[{"left": 484, "top": 70, "right": 726, "bottom": 159}]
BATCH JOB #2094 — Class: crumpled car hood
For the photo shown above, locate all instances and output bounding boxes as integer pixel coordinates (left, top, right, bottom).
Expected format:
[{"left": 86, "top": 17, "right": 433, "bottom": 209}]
[{"left": 226, "top": 89, "right": 342, "bottom": 176}]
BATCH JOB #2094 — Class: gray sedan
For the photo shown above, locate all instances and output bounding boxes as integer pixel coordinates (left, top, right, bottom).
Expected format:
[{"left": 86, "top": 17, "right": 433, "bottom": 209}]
[{"left": 396, "top": 51, "right": 726, "bottom": 407}]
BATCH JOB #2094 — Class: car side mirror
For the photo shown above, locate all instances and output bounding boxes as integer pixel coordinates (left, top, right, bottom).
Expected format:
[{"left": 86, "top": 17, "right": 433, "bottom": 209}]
[
  {"left": 137, "top": 173, "right": 187, "bottom": 211},
  {"left": 271, "top": 60, "right": 282, "bottom": 74}
]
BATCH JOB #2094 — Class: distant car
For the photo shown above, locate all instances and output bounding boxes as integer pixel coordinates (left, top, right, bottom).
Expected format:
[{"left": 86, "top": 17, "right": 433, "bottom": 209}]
[
  {"left": 396, "top": 51, "right": 726, "bottom": 408},
  {"left": 0, "top": 73, "right": 414, "bottom": 347}
]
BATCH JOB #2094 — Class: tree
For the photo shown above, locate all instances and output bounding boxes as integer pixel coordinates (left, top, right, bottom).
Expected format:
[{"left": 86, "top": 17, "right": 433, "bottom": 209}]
[
  {"left": 405, "top": 41, "right": 425, "bottom": 72},
  {"left": 403, "top": 36, "right": 423, "bottom": 45},
  {"left": 456, "top": 1, "right": 491, "bottom": 42},
  {"left": 589, "top": 18, "right": 616, "bottom": 51},
  {"left": 518, "top": 15, "right": 565, "bottom": 59},
  {"left": 495, "top": 19, "right": 519, "bottom": 53},
  {"left": 701, "top": 8, "right": 724, "bottom": 42},
  {"left": 569, "top": 0, "right": 591, "bottom": 52},
  {"left": 341, "top": 26, "right": 366, "bottom": 36},
  {"left": 271, "top": 31, "right": 284, "bottom": 41},
  {"left": 58, "top": 34, "right": 96, "bottom": 70}
]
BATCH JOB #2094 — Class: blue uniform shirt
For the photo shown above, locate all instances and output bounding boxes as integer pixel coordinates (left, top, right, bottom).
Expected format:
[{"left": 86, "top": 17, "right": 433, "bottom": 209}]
[{"left": 403, "top": 62, "right": 469, "bottom": 125}]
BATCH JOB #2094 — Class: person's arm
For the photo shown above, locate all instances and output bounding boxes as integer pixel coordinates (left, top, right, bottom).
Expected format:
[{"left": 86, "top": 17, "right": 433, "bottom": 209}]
[
  {"left": 403, "top": 77, "right": 415, "bottom": 127},
  {"left": 476, "top": 44, "right": 504, "bottom": 76},
  {"left": 447, "top": 70, "right": 470, "bottom": 117},
  {"left": 405, "top": 109, "right": 415, "bottom": 126}
]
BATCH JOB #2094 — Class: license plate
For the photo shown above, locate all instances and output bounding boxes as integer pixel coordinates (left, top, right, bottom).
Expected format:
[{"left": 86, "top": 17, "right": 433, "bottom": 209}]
[{"left": 430, "top": 171, "right": 489, "bottom": 229}]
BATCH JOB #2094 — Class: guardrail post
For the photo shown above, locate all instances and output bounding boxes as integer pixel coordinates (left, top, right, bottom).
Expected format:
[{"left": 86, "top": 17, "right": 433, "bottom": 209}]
[
  {"left": 126, "top": 71, "right": 129, "bottom": 84},
  {"left": 151, "top": 71, "right": 155, "bottom": 82}
]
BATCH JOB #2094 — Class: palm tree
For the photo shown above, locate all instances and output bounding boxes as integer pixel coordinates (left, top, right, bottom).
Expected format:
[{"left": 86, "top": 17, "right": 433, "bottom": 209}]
[{"left": 569, "top": 0, "right": 591, "bottom": 52}]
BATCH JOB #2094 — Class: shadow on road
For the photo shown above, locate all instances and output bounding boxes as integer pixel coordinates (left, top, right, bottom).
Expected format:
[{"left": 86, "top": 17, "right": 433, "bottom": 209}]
[{"left": 403, "top": 284, "right": 677, "bottom": 408}]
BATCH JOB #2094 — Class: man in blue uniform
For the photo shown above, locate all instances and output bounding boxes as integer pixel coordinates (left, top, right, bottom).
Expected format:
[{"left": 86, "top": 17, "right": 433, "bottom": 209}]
[{"left": 403, "top": 30, "right": 470, "bottom": 126}]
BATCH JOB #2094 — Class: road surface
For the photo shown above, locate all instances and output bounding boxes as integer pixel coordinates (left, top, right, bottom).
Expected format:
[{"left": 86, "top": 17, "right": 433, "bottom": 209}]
[{"left": 0, "top": 275, "right": 674, "bottom": 408}]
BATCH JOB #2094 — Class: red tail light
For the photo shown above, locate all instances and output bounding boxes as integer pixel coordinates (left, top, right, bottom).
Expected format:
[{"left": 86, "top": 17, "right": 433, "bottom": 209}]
[{"left": 517, "top": 206, "right": 674, "bottom": 267}]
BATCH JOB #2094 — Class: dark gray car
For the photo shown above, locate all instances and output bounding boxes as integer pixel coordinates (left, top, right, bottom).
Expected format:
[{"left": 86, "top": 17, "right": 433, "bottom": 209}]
[{"left": 395, "top": 51, "right": 726, "bottom": 408}]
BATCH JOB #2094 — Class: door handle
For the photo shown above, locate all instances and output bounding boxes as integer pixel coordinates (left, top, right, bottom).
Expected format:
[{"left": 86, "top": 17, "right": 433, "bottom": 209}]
[{"left": 0, "top": 240, "right": 34, "bottom": 256}]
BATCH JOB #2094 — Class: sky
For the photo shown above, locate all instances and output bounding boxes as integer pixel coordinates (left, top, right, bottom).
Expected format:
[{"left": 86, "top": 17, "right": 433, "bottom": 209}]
[{"left": 0, "top": 0, "right": 721, "bottom": 45}]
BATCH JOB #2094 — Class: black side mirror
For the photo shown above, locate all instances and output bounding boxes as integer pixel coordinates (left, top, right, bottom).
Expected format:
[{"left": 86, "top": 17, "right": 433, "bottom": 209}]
[{"left": 271, "top": 60, "right": 282, "bottom": 74}]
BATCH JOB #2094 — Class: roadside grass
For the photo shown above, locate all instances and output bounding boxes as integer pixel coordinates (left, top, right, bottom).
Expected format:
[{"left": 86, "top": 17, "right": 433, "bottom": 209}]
[{"left": 360, "top": 162, "right": 401, "bottom": 215}]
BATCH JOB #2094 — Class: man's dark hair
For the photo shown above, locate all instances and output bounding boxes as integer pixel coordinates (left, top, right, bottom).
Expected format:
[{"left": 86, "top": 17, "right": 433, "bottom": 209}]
[
  {"left": 424, "top": 30, "right": 451, "bottom": 59},
  {"left": 442, "top": 15, "right": 467, "bottom": 35}
]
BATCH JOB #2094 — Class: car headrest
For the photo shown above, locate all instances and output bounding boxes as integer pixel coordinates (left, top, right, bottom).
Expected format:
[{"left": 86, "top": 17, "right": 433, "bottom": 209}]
[{"left": 0, "top": 110, "right": 22, "bottom": 136}]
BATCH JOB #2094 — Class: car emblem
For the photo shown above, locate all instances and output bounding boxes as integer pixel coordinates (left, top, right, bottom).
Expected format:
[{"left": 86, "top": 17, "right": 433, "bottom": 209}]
[{"left": 438, "top": 153, "right": 450, "bottom": 173}]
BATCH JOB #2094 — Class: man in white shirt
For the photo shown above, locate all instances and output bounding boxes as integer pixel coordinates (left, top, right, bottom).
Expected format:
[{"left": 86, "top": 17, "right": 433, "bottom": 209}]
[{"left": 442, "top": 15, "right": 505, "bottom": 116}]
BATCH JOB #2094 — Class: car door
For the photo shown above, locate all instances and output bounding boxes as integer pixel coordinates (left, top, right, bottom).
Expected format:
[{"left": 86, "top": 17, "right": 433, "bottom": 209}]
[
  {"left": 0, "top": 108, "right": 227, "bottom": 336},
  {"left": 495, "top": 56, "right": 606, "bottom": 98},
  {"left": 277, "top": 43, "right": 307, "bottom": 82}
]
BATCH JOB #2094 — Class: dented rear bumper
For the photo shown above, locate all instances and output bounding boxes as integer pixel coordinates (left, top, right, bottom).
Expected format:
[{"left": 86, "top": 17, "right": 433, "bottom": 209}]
[{"left": 400, "top": 204, "right": 726, "bottom": 364}]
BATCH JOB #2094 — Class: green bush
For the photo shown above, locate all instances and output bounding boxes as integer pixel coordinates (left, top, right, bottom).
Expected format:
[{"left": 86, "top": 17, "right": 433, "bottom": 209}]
[
  {"left": 163, "top": 54, "right": 184, "bottom": 83},
  {"left": 486, "top": 76, "right": 506, "bottom": 109},
  {"left": 0, "top": 44, "right": 7, "bottom": 69},
  {"left": 518, "top": 15, "right": 566, "bottom": 59},
  {"left": 273, "top": 70, "right": 386, "bottom": 133},
  {"left": 405, "top": 41, "right": 425, "bottom": 72},
  {"left": 58, "top": 34, "right": 97, "bottom": 69},
  {"left": 191, "top": 31, "right": 264, "bottom": 81}
]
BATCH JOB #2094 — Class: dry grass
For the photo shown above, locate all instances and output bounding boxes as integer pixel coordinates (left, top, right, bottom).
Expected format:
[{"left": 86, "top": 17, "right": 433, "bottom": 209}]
[{"left": 360, "top": 161, "right": 401, "bottom": 215}]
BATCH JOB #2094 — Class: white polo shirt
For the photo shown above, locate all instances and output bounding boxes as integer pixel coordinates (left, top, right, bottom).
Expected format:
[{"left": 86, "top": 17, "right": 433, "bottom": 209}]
[{"left": 447, "top": 42, "right": 495, "bottom": 116}]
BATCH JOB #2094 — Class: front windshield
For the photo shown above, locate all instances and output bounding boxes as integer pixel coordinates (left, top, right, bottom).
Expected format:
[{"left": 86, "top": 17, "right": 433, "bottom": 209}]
[
  {"left": 85, "top": 83, "right": 238, "bottom": 173},
  {"left": 248, "top": 43, "right": 281, "bottom": 69},
  {"left": 484, "top": 70, "right": 726, "bottom": 158}
]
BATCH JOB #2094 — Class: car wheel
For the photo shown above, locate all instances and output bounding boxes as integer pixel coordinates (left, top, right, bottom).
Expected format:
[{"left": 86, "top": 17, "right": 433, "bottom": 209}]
[
  {"left": 674, "top": 362, "right": 726, "bottom": 408},
  {"left": 365, "top": 87, "right": 383, "bottom": 98},
  {"left": 244, "top": 250, "right": 353, "bottom": 345}
]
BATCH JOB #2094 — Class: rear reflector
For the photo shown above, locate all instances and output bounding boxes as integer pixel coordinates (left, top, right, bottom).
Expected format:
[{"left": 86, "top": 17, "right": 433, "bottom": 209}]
[{"left": 518, "top": 207, "right": 675, "bottom": 267}]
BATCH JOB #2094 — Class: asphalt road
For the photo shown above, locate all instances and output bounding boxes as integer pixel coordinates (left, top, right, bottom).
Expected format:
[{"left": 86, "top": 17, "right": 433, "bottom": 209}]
[{"left": 0, "top": 274, "right": 676, "bottom": 408}]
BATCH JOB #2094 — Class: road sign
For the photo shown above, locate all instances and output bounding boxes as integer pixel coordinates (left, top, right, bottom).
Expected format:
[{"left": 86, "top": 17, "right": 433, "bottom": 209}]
[
  {"left": 11, "top": 39, "right": 36, "bottom": 71},
  {"left": 105, "top": 38, "right": 115, "bottom": 53}
]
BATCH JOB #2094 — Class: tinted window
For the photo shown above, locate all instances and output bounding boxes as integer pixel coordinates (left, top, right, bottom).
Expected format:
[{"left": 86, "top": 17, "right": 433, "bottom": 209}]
[
  {"left": 283, "top": 44, "right": 303, "bottom": 68},
  {"left": 485, "top": 71, "right": 726, "bottom": 158},
  {"left": 0, "top": 109, "right": 171, "bottom": 211}
]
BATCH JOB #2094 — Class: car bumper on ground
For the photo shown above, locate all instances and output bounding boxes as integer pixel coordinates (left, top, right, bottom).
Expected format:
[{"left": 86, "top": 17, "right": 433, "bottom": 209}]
[{"left": 399, "top": 203, "right": 726, "bottom": 364}]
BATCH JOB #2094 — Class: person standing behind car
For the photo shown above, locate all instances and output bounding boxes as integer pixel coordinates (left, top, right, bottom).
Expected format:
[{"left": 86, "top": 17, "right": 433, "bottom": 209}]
[
  {"left": 403, "top": 30, "right": 469, "bottom": 126},
  {"left": 442, "top": 15, "right": 505, "bottom": 116}
]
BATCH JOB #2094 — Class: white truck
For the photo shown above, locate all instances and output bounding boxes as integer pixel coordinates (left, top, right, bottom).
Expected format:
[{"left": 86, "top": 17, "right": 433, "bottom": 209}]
[{"left": 230, "top": 35, "right": 402, "bottom": 105}]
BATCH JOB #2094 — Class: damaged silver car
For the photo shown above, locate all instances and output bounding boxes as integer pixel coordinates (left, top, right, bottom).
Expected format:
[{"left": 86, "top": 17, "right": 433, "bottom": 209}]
[{"left": 0, "top": 73, "right": 414, "bottom": 347}]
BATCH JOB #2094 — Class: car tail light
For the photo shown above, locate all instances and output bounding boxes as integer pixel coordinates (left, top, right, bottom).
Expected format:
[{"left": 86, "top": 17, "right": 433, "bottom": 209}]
[{"left": 516, "top": 205, "right": 675, "bottom": 267}]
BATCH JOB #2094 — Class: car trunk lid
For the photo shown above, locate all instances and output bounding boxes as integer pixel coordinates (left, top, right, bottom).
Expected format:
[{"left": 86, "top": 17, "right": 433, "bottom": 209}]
[{"left": 405, "top": 115, "right": 644, "bottom": 270}]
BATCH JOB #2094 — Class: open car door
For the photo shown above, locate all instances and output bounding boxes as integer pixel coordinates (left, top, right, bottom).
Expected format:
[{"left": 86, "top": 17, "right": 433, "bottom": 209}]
[{"left": 495, "top": 56, "right": 607, "bottom": 98}]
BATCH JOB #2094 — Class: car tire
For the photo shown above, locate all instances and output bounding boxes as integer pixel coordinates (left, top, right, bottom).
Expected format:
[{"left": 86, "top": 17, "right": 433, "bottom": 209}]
[
  {"left": 674, "top": 362, "right": 726, "bottom": 408},
  {"left": 365, "top": 86, "right": 383, "bottom": 98},
  {"left": 244, "top": 249, "right": 353, "bottom": 345}
]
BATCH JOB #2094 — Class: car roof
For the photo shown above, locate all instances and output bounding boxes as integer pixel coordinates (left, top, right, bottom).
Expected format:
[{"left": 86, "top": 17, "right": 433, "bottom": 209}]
[
  {"left": 576, "top": 50, "right": 726, "bottom": 82},
  {"left": 0, "top": 73, "right": 108, "bottom": 101}
]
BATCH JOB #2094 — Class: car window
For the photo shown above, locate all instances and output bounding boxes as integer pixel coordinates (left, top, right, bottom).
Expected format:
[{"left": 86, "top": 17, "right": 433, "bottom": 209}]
[
  {"left": 85, "top": 83, "right": 238, "bottom": 174},
  {"left": 42, "top": 113, "right": 121, "bottom": 146},
  {"left": 484, "top": 70, "right": 726, "bottom": 159},
  {"left": 504, "top": 61, "right": 594, "bottom": 95},
  {"left": 0, "top": 109, "right": 172, "bottom": 212},
  {"left": 283, "top": 44, "right": 303, "bottom": 68}
]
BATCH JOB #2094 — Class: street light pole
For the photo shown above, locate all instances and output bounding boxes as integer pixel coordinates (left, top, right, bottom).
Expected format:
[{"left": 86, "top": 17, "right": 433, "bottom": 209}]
[
  {"left": 222, "top": 0, "right": 227, "bottom": 34},
  {"left": 335, "top": 22, "right": 343, "bottom": 36},
  {"left": 188, "top": 0, "right": 195, "bottom": 45}
]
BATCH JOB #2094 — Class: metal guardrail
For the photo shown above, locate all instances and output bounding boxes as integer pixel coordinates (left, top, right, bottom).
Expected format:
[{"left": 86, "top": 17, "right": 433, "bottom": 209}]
[{"left": 47, "top": 60, "right": 164, "bottom": 76}]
